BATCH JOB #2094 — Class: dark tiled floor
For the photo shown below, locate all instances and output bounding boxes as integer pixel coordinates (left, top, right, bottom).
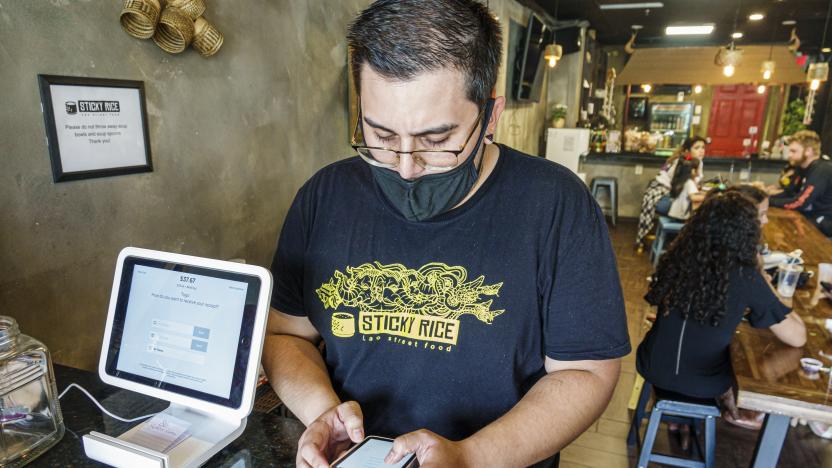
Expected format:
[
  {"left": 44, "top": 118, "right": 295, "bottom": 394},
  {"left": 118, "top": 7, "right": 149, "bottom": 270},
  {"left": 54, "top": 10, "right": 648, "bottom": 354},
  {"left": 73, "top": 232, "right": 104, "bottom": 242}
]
[{"left": 561, "top": 219, "right": 832, "bottom": 468}]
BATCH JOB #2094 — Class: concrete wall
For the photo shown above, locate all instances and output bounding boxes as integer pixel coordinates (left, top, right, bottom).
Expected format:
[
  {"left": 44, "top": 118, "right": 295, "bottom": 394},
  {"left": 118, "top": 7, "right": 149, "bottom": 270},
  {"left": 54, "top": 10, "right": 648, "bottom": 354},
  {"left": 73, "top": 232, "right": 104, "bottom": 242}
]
[
  {"left": 0, "top": 0, "right": 545, "bottom": 370},
  {"left": 0, "top": 0, "right": 370, "bottom": 370},
  {"left": 546, "top": 51, "right": 583, "bottom": 128}
]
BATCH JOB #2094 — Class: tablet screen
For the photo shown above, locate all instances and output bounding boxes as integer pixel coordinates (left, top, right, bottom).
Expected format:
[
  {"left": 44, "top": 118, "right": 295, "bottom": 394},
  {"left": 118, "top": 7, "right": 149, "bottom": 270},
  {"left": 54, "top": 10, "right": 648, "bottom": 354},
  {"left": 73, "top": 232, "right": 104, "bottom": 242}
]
[{"left": 104, "top": 256, "right": 261, "bottom": 408}]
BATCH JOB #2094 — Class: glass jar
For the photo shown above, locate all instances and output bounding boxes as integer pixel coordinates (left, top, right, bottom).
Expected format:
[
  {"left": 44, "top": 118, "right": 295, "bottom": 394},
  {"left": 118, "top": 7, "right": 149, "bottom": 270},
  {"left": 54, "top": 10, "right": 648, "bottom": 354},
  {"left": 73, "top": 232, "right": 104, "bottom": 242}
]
[{"left": 0, "top": 316, "right": 64, "bottom": 466}]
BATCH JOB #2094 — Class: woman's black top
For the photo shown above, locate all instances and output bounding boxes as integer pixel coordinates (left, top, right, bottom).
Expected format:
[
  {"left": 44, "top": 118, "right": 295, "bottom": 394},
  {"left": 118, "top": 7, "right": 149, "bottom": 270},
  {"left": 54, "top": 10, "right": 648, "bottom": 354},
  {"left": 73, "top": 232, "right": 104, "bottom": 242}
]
[{"left": 636, "top": 266, "right": 791, "bottom": 398}]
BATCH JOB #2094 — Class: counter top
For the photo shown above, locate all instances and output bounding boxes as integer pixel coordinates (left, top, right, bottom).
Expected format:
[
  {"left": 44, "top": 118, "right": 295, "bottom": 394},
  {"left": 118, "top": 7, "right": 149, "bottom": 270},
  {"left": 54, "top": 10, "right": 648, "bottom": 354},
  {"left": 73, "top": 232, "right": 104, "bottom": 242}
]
[
  {"left": 35, "top": 364, "right": 304, "bottom": 467},
  {"left": 584, "top": 152, "right": 788, "bottom": 169}
]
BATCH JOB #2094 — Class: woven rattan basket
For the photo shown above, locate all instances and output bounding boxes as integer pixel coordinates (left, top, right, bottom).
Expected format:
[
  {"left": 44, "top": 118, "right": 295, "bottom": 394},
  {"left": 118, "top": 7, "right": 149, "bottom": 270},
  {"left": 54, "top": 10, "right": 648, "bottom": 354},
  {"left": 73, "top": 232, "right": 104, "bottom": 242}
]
[
  {"left": 119, "top": 0, "right": 161, "bottom": 40},
  {"left": 192, "top": 17, "right": 223, "bottom": 57},
  {"left": 153, "top": 8, "right": 195, "bottom": 54}
]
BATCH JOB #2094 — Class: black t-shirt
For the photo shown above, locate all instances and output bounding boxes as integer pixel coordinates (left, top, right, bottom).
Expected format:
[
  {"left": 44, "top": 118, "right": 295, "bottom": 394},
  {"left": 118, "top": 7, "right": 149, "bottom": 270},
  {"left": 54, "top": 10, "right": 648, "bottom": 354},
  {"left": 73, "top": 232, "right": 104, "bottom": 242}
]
[
  {"left": 636, "top": 266, "right": 790, "bottom": 398},
  {"left": 269, "top": 144, "right": 631, "bottom": 440},
  {"left": 771, "top": 159, "right": 832, "bottom": 217}
]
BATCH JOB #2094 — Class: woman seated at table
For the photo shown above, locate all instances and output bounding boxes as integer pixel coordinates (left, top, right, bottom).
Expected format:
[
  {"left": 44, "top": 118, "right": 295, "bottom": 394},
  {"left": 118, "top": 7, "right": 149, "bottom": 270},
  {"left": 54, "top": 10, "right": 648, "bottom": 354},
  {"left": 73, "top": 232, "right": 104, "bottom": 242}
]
[
  {"left": 666, "top": 155, "right": 703, "bottom": 221},
  {"left": 636, "top": 136, "right": 706, "bottom": 252},
  {"left": 636, "top": 191, "right": 806, "bottom": 443}
]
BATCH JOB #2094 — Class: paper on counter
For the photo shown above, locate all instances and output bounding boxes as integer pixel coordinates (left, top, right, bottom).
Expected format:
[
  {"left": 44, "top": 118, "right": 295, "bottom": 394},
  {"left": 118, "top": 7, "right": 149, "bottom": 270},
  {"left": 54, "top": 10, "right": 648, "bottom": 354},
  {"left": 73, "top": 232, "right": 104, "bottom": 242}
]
[{"left": 122, "top": 413, "right": 192, "bottom": 453}]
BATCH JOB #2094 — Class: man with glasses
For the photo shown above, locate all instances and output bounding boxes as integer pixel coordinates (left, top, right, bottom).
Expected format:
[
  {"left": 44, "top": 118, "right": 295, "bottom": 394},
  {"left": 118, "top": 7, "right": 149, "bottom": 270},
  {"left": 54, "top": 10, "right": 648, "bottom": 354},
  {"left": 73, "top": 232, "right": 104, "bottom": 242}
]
[{"left": 262, "top": 1, "right": 629, "bottom": 467}]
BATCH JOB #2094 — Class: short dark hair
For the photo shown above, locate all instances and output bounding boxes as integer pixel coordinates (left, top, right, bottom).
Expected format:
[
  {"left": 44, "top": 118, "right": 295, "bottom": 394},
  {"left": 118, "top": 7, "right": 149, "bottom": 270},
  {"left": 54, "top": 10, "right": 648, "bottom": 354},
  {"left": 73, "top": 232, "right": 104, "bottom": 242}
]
[{"left": 347, "top": 0, "right": 502, "bottom": 109}]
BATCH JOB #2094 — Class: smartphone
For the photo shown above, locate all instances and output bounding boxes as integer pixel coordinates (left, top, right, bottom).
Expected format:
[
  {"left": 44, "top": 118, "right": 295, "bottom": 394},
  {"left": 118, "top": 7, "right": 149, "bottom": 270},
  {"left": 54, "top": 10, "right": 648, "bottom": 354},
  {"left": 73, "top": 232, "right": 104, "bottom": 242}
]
[{"left": 330, "top": 436, "right": 417, "bottom": 468}]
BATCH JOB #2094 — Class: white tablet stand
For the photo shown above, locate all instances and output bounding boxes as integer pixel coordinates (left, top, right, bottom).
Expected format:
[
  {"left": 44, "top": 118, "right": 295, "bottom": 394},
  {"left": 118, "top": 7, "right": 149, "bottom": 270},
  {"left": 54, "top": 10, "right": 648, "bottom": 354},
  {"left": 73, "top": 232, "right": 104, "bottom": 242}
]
[{"left": 82, "top": 247, "right": 272, "bottom": 468}]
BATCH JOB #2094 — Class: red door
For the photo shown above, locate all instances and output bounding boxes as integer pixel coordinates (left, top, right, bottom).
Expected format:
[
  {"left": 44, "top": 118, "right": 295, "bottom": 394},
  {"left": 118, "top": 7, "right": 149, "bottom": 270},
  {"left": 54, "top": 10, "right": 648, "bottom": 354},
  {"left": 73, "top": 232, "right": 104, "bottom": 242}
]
[{"left": 706, "top": 85, "right": 769, "bottom": 157}]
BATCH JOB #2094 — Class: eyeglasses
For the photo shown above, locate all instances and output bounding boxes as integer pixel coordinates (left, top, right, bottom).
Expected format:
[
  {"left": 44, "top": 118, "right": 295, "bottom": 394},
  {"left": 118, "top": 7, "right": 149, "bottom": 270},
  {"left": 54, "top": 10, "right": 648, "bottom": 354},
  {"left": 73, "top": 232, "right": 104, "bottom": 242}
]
[{"left": 351, "top": 107, "right": 485, "bottom": 173}]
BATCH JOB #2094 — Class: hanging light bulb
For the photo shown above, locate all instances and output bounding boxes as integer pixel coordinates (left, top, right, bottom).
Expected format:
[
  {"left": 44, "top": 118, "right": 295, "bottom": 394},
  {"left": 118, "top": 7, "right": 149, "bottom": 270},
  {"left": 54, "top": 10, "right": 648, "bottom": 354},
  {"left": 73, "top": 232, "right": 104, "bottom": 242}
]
[
  {"left": 757, "top": 84, "right": 766, "bottom": 94},
  {"left": 544, "top": 44, "right": 563, "bottom": 68},
  {"left": 723, "top": 64, "right": 735, "bottom": 77},
  {"left": 694, "top": 85, "right": 703, "bottom": 94},
  {"left": 807, "top": 62, "right": 829, "bottom": 92},
  {"left": 715, "top": 45, "right": 741, "bottom": 77},
  {"left": 641, "top": 83, "right": 652, "bottom": 93},
  {"left": 761, "top": 60, "right": 775, "bottom": 80},
  {"left": 804, "top": 63, "right": 828, "bottom": 124},
  {"left": 808, "top": 62, "right": 829, "bottom": 84}
]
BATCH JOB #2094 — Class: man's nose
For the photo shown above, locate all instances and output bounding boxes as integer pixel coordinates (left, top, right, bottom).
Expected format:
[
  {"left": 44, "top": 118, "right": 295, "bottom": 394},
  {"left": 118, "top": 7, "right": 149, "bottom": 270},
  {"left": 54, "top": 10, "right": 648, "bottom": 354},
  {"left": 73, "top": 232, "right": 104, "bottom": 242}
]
[{"left": 396, "top": 153, "right": 422, "bottom": 180}]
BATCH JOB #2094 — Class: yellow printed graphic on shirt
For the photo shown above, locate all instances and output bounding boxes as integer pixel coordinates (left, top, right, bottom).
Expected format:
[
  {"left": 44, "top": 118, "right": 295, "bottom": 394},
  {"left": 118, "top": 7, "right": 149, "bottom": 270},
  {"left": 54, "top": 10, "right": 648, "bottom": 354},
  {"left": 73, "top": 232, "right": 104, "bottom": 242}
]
[{"left": 316, "top": 262, "right": 504, "bottom": 349}]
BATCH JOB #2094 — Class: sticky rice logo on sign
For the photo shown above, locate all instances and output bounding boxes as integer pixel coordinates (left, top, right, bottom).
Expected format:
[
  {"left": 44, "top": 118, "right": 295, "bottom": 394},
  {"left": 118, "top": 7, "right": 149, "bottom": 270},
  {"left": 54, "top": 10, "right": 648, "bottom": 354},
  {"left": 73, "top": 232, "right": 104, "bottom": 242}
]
[
  {"left": 316, "top": 262, "right": 504, "bottom": 353},
  {"left": 65, "top": 100, "right": 121, "bottom": 115}
]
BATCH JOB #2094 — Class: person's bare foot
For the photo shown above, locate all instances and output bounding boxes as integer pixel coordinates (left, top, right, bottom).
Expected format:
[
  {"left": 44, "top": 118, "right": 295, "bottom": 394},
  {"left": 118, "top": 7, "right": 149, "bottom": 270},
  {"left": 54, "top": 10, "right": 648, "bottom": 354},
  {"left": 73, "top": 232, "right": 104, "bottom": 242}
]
[
  {"left": 679, "top": 424, "right": 691, "bottom": 451},
  {"left": 724, "top": 409, "right": 765, "bottom": 430}
]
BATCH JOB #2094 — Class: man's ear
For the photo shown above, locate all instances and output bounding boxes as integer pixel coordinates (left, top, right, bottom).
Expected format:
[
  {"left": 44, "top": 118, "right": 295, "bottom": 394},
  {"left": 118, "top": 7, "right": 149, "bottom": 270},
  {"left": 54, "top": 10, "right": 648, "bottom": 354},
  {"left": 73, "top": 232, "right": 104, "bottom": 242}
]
[{"left": 486, "top": 96, "right": 506, "bottom": 144}]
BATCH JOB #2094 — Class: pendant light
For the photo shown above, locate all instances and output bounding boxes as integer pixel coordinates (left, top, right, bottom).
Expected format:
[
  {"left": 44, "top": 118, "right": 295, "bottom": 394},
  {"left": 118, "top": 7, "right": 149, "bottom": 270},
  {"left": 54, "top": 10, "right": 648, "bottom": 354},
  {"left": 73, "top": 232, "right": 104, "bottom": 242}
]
[
  {"left": 545, "top": 0, "right": 562, "bottom": 68},
  {"left": 760, "top": 17, "right": 777, "bottom": 80},
  {"left": 545, "top": 44, "right": 563, "bottom": 68},
  {"left": 761, "top": 60, "right": 775, "bottom": 80},
  {"left": 717, "top": 0, "right": 743, "bottom": 79}
]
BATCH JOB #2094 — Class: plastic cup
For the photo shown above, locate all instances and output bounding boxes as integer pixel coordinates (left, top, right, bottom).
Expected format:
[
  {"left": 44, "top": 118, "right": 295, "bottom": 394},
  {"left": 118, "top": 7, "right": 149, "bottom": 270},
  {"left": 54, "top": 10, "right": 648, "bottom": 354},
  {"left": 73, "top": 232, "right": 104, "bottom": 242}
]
[
  {"left": 819, "top": 263, "right": 832, "bottom": 283},
  {"left": 777, "top": 263, "right": 803, "bottom": 298}
]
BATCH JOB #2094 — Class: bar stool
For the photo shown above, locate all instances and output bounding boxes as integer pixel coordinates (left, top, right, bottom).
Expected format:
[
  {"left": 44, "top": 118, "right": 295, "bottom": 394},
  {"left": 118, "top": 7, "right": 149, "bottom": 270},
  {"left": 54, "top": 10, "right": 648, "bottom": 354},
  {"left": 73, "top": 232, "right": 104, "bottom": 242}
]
[
  {"left": 650, "top": 216, "right": 685, "bottom": 267},
  {"left": 590, "top": 177, "right": 618, "bottom": 226},
  {"left": 628, "top": 381, "right": 719, "bottom": 468}
]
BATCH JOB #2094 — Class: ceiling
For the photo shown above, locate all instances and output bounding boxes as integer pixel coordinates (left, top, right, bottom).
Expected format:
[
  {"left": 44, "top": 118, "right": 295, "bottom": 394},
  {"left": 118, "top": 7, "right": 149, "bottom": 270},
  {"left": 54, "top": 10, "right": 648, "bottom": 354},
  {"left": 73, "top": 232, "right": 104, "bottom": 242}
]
[
  {"left": 615, "top": 45, "right": 806, "bottom": 84},
  {"left": 524, "top": 0, "right": 832, "bottom": 54}
]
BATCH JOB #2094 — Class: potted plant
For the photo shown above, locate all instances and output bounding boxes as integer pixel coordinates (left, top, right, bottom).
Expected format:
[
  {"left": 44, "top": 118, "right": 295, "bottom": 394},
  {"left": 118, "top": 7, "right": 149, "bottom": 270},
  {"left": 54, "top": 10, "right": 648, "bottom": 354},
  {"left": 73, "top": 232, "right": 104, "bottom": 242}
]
[
  {"left": 782, "top": 98, "right": 807, "bottom": 136},
  {"left": 550, "top": 104, "right": 567, "bottom": 128}
]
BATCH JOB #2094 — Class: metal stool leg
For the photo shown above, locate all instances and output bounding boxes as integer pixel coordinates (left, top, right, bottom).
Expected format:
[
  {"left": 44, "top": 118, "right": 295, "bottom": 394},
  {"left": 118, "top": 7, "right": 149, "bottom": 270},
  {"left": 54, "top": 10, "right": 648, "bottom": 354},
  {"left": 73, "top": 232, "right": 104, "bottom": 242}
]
[
  {"left": 689, "top": 420, "right": 703, "bottom": 460},
  {"left": 652, "top": 223, "right": 665, "bottom": 267},
  {"left": 704, "top": 415, "right": 716, "bottom": 468},
  {"left": 628, "top": 381, "right": 652, "bottom": 446},
  {"left": 638, "top": 407, "right": 664, "bottom": 468}
]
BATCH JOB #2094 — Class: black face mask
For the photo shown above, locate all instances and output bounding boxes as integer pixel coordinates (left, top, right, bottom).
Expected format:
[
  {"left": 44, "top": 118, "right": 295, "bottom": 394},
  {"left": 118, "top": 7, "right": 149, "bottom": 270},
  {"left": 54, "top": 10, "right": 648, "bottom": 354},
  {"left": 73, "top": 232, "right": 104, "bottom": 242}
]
[{"left": 370, "top": 99, "right": 494, "bottom": 222}]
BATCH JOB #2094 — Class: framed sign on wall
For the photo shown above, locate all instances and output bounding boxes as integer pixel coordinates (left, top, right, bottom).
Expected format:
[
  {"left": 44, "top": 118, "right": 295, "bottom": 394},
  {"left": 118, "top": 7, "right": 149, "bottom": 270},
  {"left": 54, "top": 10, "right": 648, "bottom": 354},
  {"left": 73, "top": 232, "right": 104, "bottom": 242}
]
[{"left": 37, "top": 75, "right": 153, "bottom": 182}]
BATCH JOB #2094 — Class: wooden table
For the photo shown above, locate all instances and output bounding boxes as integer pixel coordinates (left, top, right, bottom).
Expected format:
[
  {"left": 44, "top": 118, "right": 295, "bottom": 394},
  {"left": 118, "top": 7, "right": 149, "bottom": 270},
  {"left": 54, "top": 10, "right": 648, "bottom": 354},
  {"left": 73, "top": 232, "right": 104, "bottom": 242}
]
[{"left": 730, "top": 207, "right": 832, "bottom": 468}]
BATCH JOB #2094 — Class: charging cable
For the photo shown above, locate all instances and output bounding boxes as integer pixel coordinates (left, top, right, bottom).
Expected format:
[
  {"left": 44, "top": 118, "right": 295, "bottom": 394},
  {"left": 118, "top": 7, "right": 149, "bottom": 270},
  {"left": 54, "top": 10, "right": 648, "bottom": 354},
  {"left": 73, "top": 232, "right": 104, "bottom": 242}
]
[{"left": 58, "top": 383, "right": 158, "bottom": 423}]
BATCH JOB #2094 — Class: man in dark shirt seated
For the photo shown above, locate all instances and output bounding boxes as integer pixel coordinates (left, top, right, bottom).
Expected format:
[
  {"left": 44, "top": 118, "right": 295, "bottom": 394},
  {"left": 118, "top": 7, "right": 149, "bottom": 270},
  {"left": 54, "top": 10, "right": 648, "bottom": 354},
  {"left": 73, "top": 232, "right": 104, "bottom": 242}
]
[{"left": 770, "top": 130, "right": 832, "bottom": 236}]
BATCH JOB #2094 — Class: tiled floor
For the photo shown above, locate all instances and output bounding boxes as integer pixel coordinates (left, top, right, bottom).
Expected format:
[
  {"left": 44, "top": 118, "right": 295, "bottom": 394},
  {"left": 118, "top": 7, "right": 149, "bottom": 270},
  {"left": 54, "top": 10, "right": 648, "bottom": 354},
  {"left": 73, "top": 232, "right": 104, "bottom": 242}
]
[{"left": 559, "top": 219, "right": 832, "bottom": 468}]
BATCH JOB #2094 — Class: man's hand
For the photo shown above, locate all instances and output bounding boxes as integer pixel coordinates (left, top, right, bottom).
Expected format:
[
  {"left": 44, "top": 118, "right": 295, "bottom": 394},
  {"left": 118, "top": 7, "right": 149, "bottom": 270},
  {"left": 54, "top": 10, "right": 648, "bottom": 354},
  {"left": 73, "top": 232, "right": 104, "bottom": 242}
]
[
  {"left": 385, "top": 429, "right": 479, "bottom": 468},
  {"left": 296, "top": 401, "right": 365, "bottom": 468},
  {"left": 766, "top": 185, "right": 784, "bottom": 196}
]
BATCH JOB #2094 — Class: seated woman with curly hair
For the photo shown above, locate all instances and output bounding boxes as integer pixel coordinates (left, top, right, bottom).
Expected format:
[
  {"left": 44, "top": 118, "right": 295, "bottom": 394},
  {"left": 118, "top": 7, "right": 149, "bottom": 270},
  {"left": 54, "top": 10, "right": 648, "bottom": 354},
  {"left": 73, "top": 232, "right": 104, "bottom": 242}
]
[{"left": 636, "top": 190, "right": 806, "bottom": 444}]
